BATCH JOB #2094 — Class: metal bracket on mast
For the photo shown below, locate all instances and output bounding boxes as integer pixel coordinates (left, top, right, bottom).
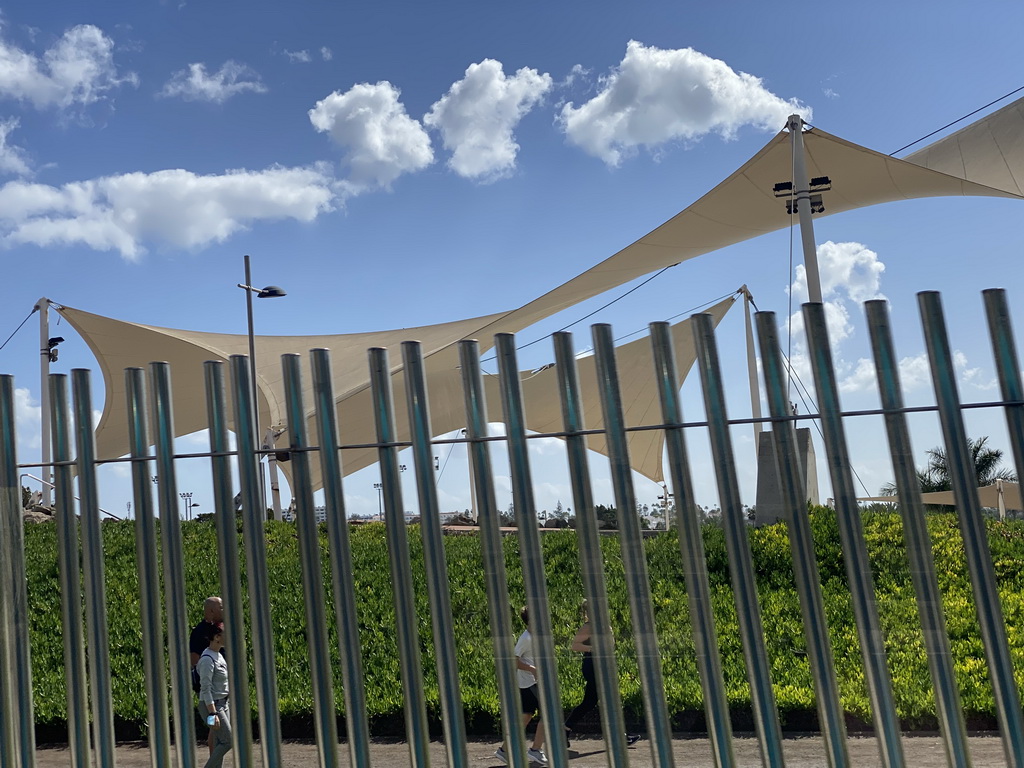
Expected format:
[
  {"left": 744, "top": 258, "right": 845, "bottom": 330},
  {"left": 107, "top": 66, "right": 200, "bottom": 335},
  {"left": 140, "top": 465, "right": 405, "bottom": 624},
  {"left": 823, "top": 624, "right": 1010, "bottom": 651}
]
[{"left": 773, "top": 114, "right": 830, "bottom": 305}]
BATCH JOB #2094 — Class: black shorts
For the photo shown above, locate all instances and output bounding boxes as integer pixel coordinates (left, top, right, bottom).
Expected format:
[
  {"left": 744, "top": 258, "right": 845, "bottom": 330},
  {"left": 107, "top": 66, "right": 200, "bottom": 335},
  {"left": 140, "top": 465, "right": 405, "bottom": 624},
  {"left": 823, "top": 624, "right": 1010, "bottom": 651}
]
[{"left": 518, "top": 684, "right": 539, "bottom": 714}]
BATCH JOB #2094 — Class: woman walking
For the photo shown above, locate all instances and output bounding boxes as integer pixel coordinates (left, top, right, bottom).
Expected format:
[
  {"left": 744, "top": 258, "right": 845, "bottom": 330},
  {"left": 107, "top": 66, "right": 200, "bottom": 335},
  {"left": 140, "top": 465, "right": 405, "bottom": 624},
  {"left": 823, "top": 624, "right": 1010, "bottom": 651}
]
[{"left": 197, "top": 622, "right": 232, "bottom": 768}]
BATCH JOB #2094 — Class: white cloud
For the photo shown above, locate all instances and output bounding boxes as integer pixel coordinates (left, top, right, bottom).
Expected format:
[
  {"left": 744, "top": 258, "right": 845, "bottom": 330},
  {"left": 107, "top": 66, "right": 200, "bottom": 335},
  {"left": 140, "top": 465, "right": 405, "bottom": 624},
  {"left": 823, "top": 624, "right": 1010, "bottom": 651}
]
[
  {"left": 283, "top": 49, "right": 311, "bottom": 64},
  {"left": 309, "top": 82, "right": 434, "bottom": 194},
  {"left": 0, "top": 164, "right": 335, "bottom": 258},
  {"left": 320, "top": 47, "right": 333, "bottom": 62},
  {"left": 839, "top": 350, "right": 992, "bottom": 394},
  {"left": 15, "top": 386, "right": 40, "bottom": 452},
  {"left": 160, "top": 61, "right": 266, "bottom": 103},
  {"left": 791, "top": 241, "right": 885, "bottom": 304},
  {"left": 0, "top": 118, "right": 31, "bottom": 176},
  {"left": 788, "top": 241, "right": 885, "bottom": 346},
  {"left": 423, "top": 59, "right": 551, "bottom": 181},
  {"left": 0, "top": 24, "right": 137, "bottom": 110},
  {"left": 558, "top": 40, "right": 810, "bottom": 166}
]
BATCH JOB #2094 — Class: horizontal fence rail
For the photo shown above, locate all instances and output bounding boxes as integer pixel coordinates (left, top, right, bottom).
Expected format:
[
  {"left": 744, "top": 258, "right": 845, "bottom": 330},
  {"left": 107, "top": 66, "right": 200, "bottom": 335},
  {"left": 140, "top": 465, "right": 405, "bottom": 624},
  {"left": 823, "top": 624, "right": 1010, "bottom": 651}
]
[{"left": 1, "top": 289, "right": 1023, "bottom": 768}]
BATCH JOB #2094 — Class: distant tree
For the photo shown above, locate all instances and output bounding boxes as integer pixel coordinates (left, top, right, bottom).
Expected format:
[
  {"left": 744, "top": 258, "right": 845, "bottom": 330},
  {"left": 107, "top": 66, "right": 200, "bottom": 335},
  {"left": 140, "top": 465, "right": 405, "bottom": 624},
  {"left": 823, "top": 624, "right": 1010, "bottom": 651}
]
[
  {"left": 595, "top": 504, "right": 617, "bottom": 529},
  {"left": 879, "top": 436, "right": 1017, "bottom": 497},
  {"left": 551, "top": 501, "right": 568, "bottom": 521}
]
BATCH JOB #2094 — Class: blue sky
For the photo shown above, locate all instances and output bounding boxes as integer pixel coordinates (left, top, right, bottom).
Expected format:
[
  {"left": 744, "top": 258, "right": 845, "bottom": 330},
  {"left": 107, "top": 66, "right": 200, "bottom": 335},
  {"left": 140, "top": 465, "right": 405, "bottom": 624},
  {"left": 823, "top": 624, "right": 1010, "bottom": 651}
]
[{"left": 2, "top": 0, "right": 1023, "bottom": 519}]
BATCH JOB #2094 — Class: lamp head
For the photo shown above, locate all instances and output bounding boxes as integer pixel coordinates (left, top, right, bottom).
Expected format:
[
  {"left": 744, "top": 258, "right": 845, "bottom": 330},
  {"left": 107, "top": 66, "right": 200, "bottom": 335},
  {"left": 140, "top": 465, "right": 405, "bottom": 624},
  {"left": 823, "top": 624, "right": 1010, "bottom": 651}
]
[{"left": 257, "top": 285, "right": 286, "bottom": 299}]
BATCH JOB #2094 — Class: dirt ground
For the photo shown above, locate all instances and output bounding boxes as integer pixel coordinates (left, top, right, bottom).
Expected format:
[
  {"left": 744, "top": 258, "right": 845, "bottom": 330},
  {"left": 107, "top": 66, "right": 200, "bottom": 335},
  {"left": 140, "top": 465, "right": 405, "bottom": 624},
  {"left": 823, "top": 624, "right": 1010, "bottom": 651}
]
[{"left": 34, "top": 734, "right": 1009, "bottom": 767}]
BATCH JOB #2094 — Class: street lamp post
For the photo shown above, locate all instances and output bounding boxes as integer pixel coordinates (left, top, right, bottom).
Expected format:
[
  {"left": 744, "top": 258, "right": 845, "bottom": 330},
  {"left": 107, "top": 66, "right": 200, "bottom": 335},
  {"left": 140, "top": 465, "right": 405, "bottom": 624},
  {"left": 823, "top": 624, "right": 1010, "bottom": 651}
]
[
  {"left": 179, "top": 491, "right": 193, "bottom": 520},
  {"left": 237, "top": 254, "right": 286, "bottom": 520},
  {"left": 375, "top": 465, "right": 407, "bottom": 522}
]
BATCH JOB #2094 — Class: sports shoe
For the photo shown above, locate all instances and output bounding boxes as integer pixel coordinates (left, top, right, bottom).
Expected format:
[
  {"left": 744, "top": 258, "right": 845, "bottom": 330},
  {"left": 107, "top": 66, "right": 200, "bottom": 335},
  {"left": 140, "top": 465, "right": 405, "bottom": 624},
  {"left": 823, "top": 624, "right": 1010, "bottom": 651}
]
[
  {"left": 527, "top": 747, "right": 548, "bottom": 764},
  {"left": 494, "top": 747, "right": 508, "bottom": 764},
  {"left": 626, "top": 733, "right": 641, "bottom": 746}
]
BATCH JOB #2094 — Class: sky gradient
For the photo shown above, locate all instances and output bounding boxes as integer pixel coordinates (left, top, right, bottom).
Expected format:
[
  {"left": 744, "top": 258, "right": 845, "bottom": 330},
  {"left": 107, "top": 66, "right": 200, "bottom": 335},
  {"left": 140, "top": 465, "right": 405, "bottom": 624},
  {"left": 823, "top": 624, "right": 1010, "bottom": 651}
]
[{"left": 2, "top": 0, "right": 1023, "bottom": 518}]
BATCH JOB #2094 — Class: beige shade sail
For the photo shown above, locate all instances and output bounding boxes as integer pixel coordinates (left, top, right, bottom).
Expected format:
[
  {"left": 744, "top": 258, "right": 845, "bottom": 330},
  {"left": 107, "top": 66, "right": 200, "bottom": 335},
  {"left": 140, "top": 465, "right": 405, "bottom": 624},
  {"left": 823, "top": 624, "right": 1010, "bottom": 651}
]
[
  {"left": 50, "top": 102, "right": 1024, "bottom": 492},
  {"left": 905, "top": 96, "right": 1024, "bottom": 196},
  {"left": 860, "top": 480, "right": 1022, "bottom": 511},
  {"left": 461, "top": 107, "right": 1024, "bottom": 342},
  {"left": 315, "top": 295, "right": 735, "bottom": 489},
  {"left": 54, "top": 295, "right": 733, "bottom": 490},
  {"left": 53, "top": 301, "right": 509, "bottom": 465},
  {"left": 486, "top": 296, "right": 735, "bottom": 484}
]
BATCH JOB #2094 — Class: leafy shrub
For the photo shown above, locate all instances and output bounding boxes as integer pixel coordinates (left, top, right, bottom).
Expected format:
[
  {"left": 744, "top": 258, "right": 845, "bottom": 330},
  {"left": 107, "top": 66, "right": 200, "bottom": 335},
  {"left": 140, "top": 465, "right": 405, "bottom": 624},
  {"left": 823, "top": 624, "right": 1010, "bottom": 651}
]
[{"left": 22, "top": 506, "right": 1024, "bottom": 737}]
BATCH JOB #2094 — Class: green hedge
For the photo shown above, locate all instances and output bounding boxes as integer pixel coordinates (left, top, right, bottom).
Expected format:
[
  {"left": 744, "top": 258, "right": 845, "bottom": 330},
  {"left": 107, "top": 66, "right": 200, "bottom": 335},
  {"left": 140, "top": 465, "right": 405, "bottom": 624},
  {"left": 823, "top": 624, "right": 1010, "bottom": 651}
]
[{"left": 23, "top": 508, "right": 1024, "bottom": 736}]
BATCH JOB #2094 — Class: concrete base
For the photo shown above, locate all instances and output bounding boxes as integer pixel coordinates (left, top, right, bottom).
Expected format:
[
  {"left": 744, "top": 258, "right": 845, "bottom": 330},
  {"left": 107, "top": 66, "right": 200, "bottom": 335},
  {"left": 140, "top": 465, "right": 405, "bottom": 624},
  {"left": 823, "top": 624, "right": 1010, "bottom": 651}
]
[{"left": 754, "top": 427, "right": 819, "bottom": 526}]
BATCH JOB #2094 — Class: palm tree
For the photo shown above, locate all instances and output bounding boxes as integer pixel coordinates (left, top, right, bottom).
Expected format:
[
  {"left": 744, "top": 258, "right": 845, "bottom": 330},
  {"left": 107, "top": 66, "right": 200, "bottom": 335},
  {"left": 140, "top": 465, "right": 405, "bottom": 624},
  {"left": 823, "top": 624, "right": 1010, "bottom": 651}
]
[{"left": 879, "top": 435, "right": 1017, "bottom": 496}]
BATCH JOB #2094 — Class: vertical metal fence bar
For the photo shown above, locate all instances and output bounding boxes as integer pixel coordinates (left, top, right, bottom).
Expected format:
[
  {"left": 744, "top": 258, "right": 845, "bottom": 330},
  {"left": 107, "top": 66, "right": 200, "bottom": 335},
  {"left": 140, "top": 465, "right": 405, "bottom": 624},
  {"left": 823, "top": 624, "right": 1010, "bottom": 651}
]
[
  {"left": 754, "top": 312, "right": 849, "bottom": 768},
  {"left": 70, "top": 369, "right": 117, "bottom": 768},
  {"left": 0, "top": 378, "right": 14, "bottom": 768},
  {"left": 229, "top": 354, "right": 283, "bottom": 766},
  {"left": 864, "top": 299, "right": 971, "bottom": 768},
  {"left": 982, "top": 289, "right": 1024, "bottom": 511},
  {"left": 203, "top": 361, "right": 255, "bottom": 768},
  {"left": 148, "top": 362, "right": 197, "bottom": 768},
  {"left": 124, "top": 369, "right": 173, "bottom": 768},
  {"left": 458, "top": 340, "right": 526, "bottom": 768},
  {"left": 918, "top": 291, "right": 1024, "bottom": 767},
  {"left": 282, "top": 354, "right": 340, "bottom": 768},
  {"left": 802, "top": 303, "right": 904, "bottom": 768},
  {"left": 368, "top": 347, "right": 431, "bottom": 768},
  {"left": 402, "top": 341, "right": 469, "bottom": 768},
  {"left": 648, "top": 322, "right": 735, "bottom": 768},
  {"left": 551, "top": 331, "right": 631, "bottom": 767},
  {"left": 590, "top": 324, "right": 673, "bottom": 767},
  {"left": 494, "top": 333, "right": 570, "bottom": 768},
  {"left": 308, "top": 348, "right": 373, "bottom": 768},
  {"left": 692, "top": 313, "right": 785, "bottom": 768},
  {"left": 49, "top": 375, "right": 90, "bottom": 768},
  {"left": 0, "top": 376, "right": 35, "bottom": 768},
  {"left": 0, "top": 377, "right": 16, "bottom": 768}
]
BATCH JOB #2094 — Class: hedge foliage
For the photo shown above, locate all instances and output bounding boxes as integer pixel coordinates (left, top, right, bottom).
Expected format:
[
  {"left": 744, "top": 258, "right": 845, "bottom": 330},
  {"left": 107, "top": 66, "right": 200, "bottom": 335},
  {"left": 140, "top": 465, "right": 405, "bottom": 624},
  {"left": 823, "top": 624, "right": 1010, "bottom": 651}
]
[{"left": 22, "top": 507, "right": 1024, "bottom": 735}]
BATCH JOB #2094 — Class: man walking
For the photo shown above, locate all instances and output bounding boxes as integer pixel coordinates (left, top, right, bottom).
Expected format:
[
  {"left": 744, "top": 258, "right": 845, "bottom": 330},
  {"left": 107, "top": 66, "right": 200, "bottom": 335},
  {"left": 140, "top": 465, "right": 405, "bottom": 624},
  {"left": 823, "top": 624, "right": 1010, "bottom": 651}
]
[{"left": 190, "top": 596, "right": 224, "bottom": 756}]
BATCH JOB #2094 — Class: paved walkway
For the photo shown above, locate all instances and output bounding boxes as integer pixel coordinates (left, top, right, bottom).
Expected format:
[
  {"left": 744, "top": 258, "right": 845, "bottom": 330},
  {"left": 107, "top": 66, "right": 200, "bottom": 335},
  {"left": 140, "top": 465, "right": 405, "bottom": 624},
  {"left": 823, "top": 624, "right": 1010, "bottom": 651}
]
[{"left": 34, "top": 735, "right": 1009, "bottom": 766}]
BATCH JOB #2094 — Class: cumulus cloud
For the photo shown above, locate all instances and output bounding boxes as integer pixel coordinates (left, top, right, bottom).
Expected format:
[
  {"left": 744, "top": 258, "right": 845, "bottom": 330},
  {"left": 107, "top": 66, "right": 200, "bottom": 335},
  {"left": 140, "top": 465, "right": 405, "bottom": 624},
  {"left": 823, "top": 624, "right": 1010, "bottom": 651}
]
[
  {"left": 788, "top": 241, "right": 885, "bottom": 344},
  {"left": 309, "top": 82, "right": 434, "bottom": 194},
  {"left": 423, "top": 59, "right": 551, "bottom": 181},
  {"left": 0, "top": 23, "right": 137, "bottom": 110},
  {"left": 15, "top": 386, "right": 40, "bottom": 452},
  {"left": 840, "top": 350, "right": 991, "bottom": 394},
  {"left": 160, "top": 61, "right": 267, "bottom": 103},
  {"left": 791, "top": 241, "right": 885, "bottom": 304},
  {"left": 0, "top": 164, "right": 335, "bottom": 258},
  {"left": 0, "top": 118, "right": 31, "bottom": 176},
  {"left": 283, "top": 49, "right": 311, "bottom": 64},
  {"left": 320, "top": 47, "right": 333, "bottom": 62},
  {"left": 558, "top": 41, "right": 810, "bottom": 166}
]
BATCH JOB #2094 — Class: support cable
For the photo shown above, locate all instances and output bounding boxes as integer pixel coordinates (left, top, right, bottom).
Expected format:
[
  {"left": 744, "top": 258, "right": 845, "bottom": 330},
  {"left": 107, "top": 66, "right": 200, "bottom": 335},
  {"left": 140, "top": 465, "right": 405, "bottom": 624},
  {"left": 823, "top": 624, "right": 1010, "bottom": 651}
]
[
  {"left": 481, "top": 264, "right": 679, "bottom": 363},
  {"left": 0, "top": 308, "right": 36, "bottom": 352},
  {"left": 890, "top": 85, "right": 1024, "bottom": 156}
]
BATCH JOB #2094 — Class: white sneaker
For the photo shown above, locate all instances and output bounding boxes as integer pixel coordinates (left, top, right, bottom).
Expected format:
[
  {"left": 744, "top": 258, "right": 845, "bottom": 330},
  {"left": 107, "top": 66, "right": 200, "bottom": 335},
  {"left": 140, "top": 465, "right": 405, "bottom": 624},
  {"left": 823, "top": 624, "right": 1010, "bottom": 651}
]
[
  {"left": 527, "top": 747, "right": 548, "bottom": 764},
  {"left": 494, "top": 747, "right": 508, "bottom": 764}
]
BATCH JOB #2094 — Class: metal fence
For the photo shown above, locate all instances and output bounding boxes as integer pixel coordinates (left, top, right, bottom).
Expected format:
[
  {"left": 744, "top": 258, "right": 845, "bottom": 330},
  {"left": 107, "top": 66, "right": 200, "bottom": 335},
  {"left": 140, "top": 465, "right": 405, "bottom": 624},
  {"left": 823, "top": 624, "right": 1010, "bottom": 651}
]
[{"left": 2, "top": 288, "right": 1024, "bottom": 768}]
